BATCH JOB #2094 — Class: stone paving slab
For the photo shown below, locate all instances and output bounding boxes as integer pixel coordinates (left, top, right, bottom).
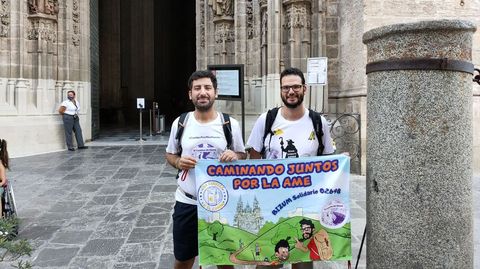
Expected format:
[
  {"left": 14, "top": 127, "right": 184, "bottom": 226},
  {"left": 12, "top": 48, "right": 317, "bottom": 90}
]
[
  {"left": 2, "top": 145, "right": 478, "bottom": 268},
  {"left": 35, "top": 247, "right": 80, "bottom": 267}
]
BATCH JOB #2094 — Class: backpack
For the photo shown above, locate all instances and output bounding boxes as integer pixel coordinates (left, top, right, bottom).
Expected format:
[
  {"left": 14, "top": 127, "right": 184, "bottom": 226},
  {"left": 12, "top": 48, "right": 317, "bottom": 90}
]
[
  {"left": 175, "top": 112, "right": 233, "bottom": 155},
  {"left": 260, "top": 107, "right": 325, "bottom": 157}
]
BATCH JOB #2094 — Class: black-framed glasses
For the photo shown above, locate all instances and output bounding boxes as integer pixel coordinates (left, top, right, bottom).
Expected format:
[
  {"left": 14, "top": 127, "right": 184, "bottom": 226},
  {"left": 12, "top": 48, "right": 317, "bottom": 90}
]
[{"left": 280, "top": 84, "right": 304, "bottom": 92}]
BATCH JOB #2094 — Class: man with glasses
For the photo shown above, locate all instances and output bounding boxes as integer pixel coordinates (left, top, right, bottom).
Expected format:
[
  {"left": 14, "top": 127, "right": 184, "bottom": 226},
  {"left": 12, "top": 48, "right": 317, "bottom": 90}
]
[
  {"left": 247, "top": 67, "right": 335, "bottom": 268},
  {"left": 299, "top": 219, "right": 315, "bottom": 241},
  {"left": 295, "top": 219, "right": 333, "bottom": 261}
]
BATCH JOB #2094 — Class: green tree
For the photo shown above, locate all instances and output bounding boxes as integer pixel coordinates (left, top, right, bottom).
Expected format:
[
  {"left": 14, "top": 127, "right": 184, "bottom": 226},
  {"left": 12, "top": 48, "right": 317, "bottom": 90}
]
[{"left": 207, "top": 221, "right": 224, "bottom": 241}]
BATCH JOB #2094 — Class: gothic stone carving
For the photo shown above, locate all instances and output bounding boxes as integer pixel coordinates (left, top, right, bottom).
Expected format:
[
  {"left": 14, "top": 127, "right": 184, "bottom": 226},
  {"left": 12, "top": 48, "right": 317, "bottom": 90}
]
[
  {"left": 72, "top": 0, "right": 80, "bottom": 46},
  {"left": 0, "top": 0, "right": 9, "bottom": 37},
  {"left": 215, "top": 22, "right": 235, "bottom": 43},
  {"left": 258, "top": 0, "right": 268, "bottom": 8},
  {"left": 208, "top": 0, "right": 234, "bottom": 17},
  {"left": 27, "top": 19, "right": 57, "bottom": 42},
  {"left": 246, "top": 0, "right": 254, "bottom": 39},
  {"left": 261, "top": 11, "right": 267, "bottom": 46},
  {"left": 28, "top": 0, "right": 59, "bottom": 16},
  {"left": 283, "top": 3, "right": 311, "bottom": 29},
  {"left": 27, "top": 0, "right": 59, "bottom": 42},
  {"left": 200, "top": 1, "right": 205, "bottom": 47}
]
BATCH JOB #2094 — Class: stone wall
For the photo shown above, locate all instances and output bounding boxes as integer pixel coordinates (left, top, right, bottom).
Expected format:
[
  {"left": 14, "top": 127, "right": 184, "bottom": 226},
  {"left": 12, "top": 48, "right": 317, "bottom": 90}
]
[
  {"left": 0, "top": 0, "right": 91, "bottom": 157},
  {"left": 2, "top": 0, "right": 478, "bottom": 175},
  {"left": 197, "top": 0, "right": 480, "bottom": 174},
  {"left": 331, "top": 0, "right": 368, "bottom": 173},
  {"left": 197, "top": 0, "right": 332, "bottom": 143}
]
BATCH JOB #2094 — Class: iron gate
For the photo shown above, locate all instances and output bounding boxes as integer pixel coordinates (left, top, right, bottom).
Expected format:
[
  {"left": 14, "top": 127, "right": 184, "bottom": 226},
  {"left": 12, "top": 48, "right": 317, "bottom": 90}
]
[{"left": 324, "top": 113, "right": 361, "bottom": 174}]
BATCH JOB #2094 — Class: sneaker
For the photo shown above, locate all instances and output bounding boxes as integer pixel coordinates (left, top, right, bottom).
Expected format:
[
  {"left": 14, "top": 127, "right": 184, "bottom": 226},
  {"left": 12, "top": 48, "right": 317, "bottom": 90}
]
[
  {"left": 78, "top": 146, "right": 88, "bottom": 149},
  {"left": 68, "top": 148, "right": 75, "bottom": 151}
]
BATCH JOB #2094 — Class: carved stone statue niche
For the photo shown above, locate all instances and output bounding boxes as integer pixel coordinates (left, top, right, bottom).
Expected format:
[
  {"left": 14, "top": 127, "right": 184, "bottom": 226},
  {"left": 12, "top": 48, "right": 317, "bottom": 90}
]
[
  {"left": 28, "top": 0, "right": 59, "bottom": 15},
  {"left": 209, "top": 0, "right": 234, "bottom": 17},
  {"left": 28, "top": 0, "right": 38, "bottom": 14}
]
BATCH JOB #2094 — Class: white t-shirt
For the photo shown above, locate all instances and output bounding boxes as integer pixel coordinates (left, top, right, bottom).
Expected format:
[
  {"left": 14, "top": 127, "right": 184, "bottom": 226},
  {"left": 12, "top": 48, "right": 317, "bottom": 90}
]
[
  {"left": 247, "top": 107, "right": 335, "bottom": 159},
  {"left": 166, "top": 112, "right": 245, "bottom": 205},
  {"left": 61, "top": 99, "right": 80, "bottom": 116}
]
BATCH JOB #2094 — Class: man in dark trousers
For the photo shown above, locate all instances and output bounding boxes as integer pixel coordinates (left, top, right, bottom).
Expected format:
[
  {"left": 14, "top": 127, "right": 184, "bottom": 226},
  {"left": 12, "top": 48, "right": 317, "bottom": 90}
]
[
  {"left": 166, "top": 70, "right": 246, "bottom": 269},
  {"left": 247, "top": 67, "right": 335, "bottom": 269}
]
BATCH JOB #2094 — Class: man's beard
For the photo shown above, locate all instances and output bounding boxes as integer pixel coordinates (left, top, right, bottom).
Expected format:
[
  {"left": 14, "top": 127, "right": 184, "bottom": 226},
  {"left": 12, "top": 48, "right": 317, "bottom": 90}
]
[
  {"left": 303, "top": 231, "right": 313, "bottom": 240},
  {"left": 193, "top": 98, "right": 214, "bottom": 111},
  {"left": 282, "top": 93, "right": 304, "bottom": 109}
]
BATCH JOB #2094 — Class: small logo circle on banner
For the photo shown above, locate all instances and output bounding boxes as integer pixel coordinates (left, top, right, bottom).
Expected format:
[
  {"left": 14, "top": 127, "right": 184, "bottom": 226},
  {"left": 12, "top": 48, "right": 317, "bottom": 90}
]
[
  {"left": 320, "top": 199, "right": 347, "bottom": 229},
  {"left": 198, "top": 180, "right": 229, "bottom": 212}
]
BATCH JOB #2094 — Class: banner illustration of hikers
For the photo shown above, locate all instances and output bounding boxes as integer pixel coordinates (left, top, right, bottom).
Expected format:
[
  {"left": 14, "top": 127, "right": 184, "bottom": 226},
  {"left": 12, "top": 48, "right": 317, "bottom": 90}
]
[{"left": 195, "top": 155, "right": 352, "bottom": 266}]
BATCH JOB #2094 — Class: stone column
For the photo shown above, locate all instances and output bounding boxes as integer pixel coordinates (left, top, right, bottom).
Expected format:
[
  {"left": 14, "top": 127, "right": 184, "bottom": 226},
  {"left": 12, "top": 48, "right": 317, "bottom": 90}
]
[
  {"left": 363, "top": 20, "right": 476, "bottom": 268},
  {"left": 209, "top": 0, "right": 235, "bottom": 64},
  {"left": 259, "top": 0, "right": 268, "bottom": 77},
  {"left": 281, "top": 0, "right": 311, "bottom": 70}
]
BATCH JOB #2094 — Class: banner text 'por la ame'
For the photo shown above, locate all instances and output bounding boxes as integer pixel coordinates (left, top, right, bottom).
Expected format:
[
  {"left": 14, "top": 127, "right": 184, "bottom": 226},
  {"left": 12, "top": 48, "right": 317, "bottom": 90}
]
[{"left": 206, "top": 160, "right": 339, "bottom": 190}]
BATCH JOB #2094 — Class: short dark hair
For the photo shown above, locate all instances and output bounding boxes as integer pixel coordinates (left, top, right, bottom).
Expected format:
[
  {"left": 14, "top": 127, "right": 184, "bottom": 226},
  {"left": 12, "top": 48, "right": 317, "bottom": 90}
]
[
  {"left": 275, "top": 239, "right": 290, "bottom": 253},
  {"left": 280, "top": 67, "right": 305, "bottom": 85},
  {"left": 299, "top": 218, "right": 315, "bottom": 229},
  {"left": 187, "top": 70, "right": 217, "bottom": 90},
  {"left": 67, "top": 90, "right": 76, "bottom": 96},
  {"left": 0, "top": 139, "right": 9, "bottom": 169}
]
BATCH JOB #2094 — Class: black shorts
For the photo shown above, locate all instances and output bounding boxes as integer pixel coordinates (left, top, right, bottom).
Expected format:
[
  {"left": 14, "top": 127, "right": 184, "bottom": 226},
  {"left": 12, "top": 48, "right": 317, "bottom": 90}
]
[{"left": 172, "top": 201, "right": 198, "bottom": 261}]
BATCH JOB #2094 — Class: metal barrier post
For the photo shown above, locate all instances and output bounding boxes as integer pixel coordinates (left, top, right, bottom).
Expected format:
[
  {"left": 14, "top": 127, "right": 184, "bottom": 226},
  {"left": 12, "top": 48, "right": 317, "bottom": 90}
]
[
  {"left": 136, "top": 109, "right": 145, "bottom": 142},
  {"left": 149, "top": 109, "right": 153, "bottom": 136}
]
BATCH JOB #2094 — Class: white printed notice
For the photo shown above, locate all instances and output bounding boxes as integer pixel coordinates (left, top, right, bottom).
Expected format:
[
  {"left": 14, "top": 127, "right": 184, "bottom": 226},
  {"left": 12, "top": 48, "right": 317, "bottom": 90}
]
[
  {"left": 215, "top": 70, "right": 240, "bottom": 97},
  {"left": 306, "top": 57, "right": 328, "bottom": 85}
]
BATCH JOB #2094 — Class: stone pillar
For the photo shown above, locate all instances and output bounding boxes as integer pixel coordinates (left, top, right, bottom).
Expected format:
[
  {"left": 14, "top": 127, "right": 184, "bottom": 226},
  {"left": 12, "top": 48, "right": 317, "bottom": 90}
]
[
  {"left": 15, "top": 79, "right": 29, "bottom": 114},
  {"left": 259, "top": 0, "right": 268, "bottom": 77},
  {"left": 281, "top": 0, "right": 311, "bottom": 71},
  {"left": 363, "top": 20, "right": 476, "bottom": 268},
  {"left": 209, "top": 0, "right": 235, "bottom": 64}
]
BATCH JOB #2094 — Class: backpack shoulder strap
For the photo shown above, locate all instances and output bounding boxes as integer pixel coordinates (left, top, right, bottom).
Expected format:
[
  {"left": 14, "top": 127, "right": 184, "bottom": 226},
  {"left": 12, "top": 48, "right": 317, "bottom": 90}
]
[
  {"left": 175, "top": 112, "right": 190, "bottom": 155},
  {"left": 220, "top": 112, "right": 233, "bottom": 150},
  {"left": 261, "top": 107, "right": 280, "bottom": 156},
  {"left": 308, "top": 109, "right": 325, "bottom": 156}
]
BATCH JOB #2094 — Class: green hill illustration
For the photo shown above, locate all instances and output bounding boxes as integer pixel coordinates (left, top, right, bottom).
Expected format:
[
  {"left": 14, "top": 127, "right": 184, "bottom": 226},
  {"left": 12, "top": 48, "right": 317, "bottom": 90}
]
[{"left": 198, "top": 216, "right": 351, "bottom": 266}]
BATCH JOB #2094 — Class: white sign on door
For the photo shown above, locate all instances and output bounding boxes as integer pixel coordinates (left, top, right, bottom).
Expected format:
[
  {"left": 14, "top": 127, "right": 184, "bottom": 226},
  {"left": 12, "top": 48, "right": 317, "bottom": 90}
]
[{"left": 137, "top": 98, "right": 145, "bottom": 109}]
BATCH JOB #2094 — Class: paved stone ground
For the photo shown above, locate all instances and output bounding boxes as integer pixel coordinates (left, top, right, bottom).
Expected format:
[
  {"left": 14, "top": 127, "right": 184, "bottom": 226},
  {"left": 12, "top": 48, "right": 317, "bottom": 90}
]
[{"left": 2, "top": 145, "right": 478, "bottom": 268}]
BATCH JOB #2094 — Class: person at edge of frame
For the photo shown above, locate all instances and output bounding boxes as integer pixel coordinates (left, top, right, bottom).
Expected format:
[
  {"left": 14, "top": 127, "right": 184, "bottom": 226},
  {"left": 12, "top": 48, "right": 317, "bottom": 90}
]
[
  {"left": 246, "top": 67, "right": 336, "bottom": 269},
  {"left": 165, "top": 70, "right": 247, "bottom": 269},
  {"left": 0, "top": 139, "right": 9, "bottom": 217}
]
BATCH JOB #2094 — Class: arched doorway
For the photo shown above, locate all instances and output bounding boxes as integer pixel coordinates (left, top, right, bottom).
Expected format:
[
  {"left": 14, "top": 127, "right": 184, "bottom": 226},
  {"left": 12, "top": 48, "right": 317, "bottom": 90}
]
[{"left": 95, "top": 0, "right": 195, "bottom": 136}]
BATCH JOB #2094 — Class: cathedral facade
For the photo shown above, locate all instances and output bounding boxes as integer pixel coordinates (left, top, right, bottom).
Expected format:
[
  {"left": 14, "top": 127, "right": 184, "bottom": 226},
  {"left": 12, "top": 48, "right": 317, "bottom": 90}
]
[
  {"left": 0, "top": 0, "right": 92, "bottom": 156},
  {"left": 234, "top": 196, "right": 264, "bottom": 234},
  {"left": 195, "top": 0, "right": 480, "bottom": 174},
  {"left": 0, "top": 0, "right": 479, "bottom": 173}
]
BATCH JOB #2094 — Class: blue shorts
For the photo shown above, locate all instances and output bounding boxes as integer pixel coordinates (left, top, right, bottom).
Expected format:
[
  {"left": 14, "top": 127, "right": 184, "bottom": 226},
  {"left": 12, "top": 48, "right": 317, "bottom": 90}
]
[{"left": 172, "top": 201, "right": 198, "bottom": 261}]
